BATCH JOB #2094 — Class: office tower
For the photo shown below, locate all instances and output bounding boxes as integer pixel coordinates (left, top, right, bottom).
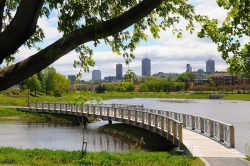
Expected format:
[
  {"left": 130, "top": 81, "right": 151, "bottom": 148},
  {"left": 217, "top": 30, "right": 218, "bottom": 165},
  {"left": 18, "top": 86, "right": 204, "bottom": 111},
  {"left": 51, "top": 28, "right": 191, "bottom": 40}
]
[
  {"left": 92, "top": 70, "right": 101, "bottom": 81},
  {"left": 206, "top": 59, "right": 215, "bottom": 74},
  {"left": 68, "top": 75, "right": 76, "bottom": 85},
  {"left": 116, "top": 64, "right": 123, "bottom": 80},
  {"left": 142, "top": 58, "right": 151, "bottom": 76},
  {"left": 186, "top": 64, "right": 192, "bottom": 72}
]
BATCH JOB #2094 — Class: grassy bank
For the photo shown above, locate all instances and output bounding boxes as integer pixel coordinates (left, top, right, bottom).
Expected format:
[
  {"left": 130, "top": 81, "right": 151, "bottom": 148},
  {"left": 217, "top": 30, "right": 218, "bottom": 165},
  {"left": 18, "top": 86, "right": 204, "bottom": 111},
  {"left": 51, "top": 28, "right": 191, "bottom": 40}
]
[
  {"left": 223, "top": 94, "right": 250, "bottom": 101},
  {"left": 247, "top": 157, "right": 250, "bottom": 161},
  {"left": 0, "top": 107, "right": 80, "bottom": 124},
  {"left": 0, "top": 92, "right": 210, "bottom": 107},
  {"left": 99, "top": 124, "right": 175, "bottom": 151},
  {"left": 0, "top": 147, "right": 203, "bottom": 166},
  {"left": 0, "top": 94, "right": 27, "bottom": 106},
  {"left": 1, "top": 92, "right": 250, "bottom": 108}
]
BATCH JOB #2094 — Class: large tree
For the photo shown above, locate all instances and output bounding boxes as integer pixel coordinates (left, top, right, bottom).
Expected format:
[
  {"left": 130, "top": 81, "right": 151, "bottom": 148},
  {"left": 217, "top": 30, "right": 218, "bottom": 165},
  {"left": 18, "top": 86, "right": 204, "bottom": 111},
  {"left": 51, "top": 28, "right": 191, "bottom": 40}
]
[
  {"left": 0, "top": 0, "right": 248, "bottom": 90},
  {"left": 23, "top": 74, "right": 41, "bottom": 96}
]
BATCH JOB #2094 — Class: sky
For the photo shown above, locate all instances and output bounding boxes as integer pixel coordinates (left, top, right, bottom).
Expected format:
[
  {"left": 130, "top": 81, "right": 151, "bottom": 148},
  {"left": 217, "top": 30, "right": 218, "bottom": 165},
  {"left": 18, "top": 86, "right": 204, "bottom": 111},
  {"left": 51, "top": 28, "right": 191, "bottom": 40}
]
[{"left": 12, "top": 0, "right": 229, "bottom": 81}]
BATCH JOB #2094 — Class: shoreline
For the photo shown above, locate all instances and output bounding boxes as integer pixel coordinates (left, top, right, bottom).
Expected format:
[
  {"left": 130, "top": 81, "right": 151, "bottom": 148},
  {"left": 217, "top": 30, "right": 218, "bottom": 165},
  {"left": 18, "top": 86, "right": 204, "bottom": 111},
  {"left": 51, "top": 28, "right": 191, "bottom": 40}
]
[{"left": 1, "top": 92, "right": 250, "bottom": 108}]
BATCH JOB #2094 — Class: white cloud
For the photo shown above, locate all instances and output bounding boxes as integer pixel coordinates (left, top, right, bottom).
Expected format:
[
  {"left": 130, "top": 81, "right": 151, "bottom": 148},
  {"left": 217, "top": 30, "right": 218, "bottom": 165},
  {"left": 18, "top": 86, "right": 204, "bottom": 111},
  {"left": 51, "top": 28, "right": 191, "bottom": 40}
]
[{"left": 3, "top": 1, "right": 230, "bottom": 81}]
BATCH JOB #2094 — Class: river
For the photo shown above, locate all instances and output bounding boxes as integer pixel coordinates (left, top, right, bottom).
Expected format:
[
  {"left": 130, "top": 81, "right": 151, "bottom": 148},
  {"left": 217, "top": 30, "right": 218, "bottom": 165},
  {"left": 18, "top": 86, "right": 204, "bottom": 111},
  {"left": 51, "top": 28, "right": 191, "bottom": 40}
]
[
  {"left": 0, "top": 98, "right": 249, "bottom": 154},
  {"left": 0, "top": 121, "right": 133, "bottom": 152},
  {"left": 104, "top": 98, "right": 250, "bottom": 155}
]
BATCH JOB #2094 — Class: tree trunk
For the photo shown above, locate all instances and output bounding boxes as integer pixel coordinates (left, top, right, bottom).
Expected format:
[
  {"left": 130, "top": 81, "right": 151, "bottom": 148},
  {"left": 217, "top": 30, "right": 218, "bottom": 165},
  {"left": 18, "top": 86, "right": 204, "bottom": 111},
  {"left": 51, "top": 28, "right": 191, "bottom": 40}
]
[
  {"left": 0, "top": 0, "right": 44, "bottom": 63},
  {"left": 0, "top": 0, "right": 164, "bottom": 90}
]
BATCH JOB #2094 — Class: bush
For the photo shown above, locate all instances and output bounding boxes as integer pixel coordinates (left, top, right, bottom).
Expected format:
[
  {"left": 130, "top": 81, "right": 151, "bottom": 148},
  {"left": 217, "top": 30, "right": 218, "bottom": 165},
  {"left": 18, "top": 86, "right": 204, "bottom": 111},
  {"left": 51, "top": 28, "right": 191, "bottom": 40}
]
[
  {"left": 139, "top": 80, "right": 185, "bottom": 92},
  {"left": 54, "top": 90, "right": 62, "bottom": 97},
  {"left": 104, "top": 82, "right": 135, "bottom": 92},
  {"left": 1, "top": 88, "right": 27, "bottom": 97}
]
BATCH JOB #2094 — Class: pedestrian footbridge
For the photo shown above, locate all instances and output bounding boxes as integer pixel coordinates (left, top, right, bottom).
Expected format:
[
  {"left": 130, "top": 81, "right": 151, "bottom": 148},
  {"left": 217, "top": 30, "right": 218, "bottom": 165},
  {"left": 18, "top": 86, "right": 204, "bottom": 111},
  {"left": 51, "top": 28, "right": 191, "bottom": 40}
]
[{"left": 18, "top": 102, "right": 245, "bottom": 158}]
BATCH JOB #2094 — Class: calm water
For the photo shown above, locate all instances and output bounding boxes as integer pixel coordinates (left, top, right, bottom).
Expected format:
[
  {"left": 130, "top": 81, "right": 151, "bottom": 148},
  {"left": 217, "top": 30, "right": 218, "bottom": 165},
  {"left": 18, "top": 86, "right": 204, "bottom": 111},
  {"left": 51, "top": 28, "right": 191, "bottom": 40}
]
[
  {"left": 104, "top": 98, "right": 250, "bottom": 155},
  {"left": 0, "top": 121, "right": 133, "bottom": 152},
  {"left": 1, "top": 98, "right": 249, "bottom": 154}
]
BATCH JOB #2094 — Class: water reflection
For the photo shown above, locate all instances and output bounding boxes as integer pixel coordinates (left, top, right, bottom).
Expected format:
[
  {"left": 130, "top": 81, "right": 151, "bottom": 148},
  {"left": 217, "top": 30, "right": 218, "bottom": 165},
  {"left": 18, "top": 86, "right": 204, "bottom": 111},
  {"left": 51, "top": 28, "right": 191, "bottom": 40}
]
[{"left": 0, "top": 121, "right": 133, "bottom": 152}]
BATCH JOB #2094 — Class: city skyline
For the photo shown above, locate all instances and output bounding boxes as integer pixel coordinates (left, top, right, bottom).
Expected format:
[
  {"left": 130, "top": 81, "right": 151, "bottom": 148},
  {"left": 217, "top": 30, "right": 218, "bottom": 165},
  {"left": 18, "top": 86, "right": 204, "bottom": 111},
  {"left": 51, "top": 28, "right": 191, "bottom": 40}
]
[{"left": 83, "top": 57, "right": 219, "bottom": 82}]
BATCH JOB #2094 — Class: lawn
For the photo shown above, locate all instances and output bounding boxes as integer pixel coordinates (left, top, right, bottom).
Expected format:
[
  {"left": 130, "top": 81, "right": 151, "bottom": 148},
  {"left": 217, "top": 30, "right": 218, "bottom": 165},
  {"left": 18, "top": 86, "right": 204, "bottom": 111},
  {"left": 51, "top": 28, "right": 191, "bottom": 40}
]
[
  {"left": 0, "top": 147, "right": 204, "bottom": 166},
  {"left": 0, "top": 107, "right": 79, "bottom": 124},
  {"left": 2, "top": 91, "right": 250, "bottom": 108}
]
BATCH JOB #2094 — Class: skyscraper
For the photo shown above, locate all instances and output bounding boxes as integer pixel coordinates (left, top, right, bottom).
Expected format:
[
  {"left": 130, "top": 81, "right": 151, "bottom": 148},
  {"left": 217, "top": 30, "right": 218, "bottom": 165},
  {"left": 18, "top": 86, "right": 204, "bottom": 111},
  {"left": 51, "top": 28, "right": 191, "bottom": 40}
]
[
  {"left": 142, "top": 58, "right": 151, "bottom": 76},
  {"left": 68, "top": 75, "right": 76, "bottom": 85},
  {"left": 186, "top": 64, "right": 192, "bottom": 72},
  {"left": 206, "top": 59, "right": 215, "bottom": 74},
  {"left": 92, "top": 70, "right": 101, "bottom": 81},
  {"left": 116, "top": 64, "right": 123, "bottom": 80}
]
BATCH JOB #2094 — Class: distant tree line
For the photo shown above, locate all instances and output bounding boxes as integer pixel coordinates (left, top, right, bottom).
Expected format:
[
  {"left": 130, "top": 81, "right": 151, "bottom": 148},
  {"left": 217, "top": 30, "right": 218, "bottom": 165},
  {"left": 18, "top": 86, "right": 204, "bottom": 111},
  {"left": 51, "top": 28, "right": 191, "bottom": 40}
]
[
  {"left": 93, "top": 80, "right": 185, "bottom": 93},
  {"left": 22, "top": 67, "right": 70, "bottom": 96},
  {"left": 191, "top": 85, "right": 250, "bottom": 94},
  {"left": 95, "top": 82, "right": 135, "bottom": 93},
  {"left": 139, "top": 80, "right": 185, "bottom": 92}
]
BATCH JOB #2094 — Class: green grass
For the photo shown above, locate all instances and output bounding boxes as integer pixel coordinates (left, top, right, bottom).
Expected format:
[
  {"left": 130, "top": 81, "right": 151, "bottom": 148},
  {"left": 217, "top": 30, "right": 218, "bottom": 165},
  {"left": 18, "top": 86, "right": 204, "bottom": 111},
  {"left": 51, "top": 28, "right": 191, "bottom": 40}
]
[
  {"left": 0, "top": 107, "right": 79, "bottom": 124},
  {"left": 247, "top": 157, "right": 250, "bottom": 161},
  {"left": 99, "top": 124, "right": 175, "bottom": 151},
  {"left": 0, "top": 92, "right": 210, "bottom": 107},
  {"left": 0, "top": 94, "right": 27, "bottom": 106},
  {"left": 90, "top": 92, "right": 210, "bottom": 100},
  {"left": 0, "top": 147, "right": 204, "bottom": 166},
  {"left": 223, "top": 94, "right": 250, "bottom": 101},
  {"left": 1, "top": 92, "right": 250, "bottom": 108}
]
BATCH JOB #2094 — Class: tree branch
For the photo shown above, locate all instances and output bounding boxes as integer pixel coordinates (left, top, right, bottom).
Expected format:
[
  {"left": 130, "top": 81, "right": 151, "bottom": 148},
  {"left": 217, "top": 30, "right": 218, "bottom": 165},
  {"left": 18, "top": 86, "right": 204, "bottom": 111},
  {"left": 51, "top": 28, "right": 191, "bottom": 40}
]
[
  {"left": 0, "top": 0, "right": 6, "bottom": 32},
  {"left": 0, "top": 0, "right": 163, "bottom": 90},
  {"left": 0, "top": 0, "right": 44, "bottom": 64}
]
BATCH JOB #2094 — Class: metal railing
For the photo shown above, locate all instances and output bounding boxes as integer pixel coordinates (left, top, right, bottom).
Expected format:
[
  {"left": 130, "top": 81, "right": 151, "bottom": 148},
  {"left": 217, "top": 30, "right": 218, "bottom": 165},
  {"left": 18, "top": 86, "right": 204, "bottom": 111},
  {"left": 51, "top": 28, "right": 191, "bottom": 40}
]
[
  {"left": 141, "top": 109, "right": 235, "bottom": 148},
  {"left": 28, "top": 102, "right": 183, "bottom": 148},
  {"left": 28, "top": 102, "right": 235, "bottom": 148}
]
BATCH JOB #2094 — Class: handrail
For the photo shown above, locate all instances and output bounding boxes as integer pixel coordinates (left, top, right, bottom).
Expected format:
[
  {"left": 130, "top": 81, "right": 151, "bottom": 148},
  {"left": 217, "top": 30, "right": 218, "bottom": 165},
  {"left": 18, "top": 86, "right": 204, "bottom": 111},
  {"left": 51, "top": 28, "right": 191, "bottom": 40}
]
[
  {"left": 136, "top": 108, "right": 235, "bottom": 148},
  {"left": 28, "top": 102, "right": 235, "bottom": 148},
  {"left": 28, "top": 102, "right": 183, "bottom": 148}
]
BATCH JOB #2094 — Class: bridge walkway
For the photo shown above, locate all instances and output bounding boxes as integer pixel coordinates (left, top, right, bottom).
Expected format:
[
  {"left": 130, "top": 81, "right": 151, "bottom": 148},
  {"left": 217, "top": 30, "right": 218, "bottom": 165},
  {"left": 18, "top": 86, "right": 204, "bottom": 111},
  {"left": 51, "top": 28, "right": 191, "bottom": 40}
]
[{"left": 16, "top": 102, "right": 246, "bottom": 164}]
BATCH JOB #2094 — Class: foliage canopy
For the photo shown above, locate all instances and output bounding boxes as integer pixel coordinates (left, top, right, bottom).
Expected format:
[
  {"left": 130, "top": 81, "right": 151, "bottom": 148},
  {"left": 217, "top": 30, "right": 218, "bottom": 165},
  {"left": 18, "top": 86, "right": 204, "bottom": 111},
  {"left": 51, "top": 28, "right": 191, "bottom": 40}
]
[{"left": 0, "top": 0, "right": 249, "bottom": 90}]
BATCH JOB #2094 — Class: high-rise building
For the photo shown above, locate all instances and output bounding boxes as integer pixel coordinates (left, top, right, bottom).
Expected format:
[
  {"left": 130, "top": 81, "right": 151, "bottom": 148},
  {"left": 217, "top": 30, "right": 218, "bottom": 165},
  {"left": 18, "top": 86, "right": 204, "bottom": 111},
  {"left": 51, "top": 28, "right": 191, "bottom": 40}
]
[
  {"left": 68, "top": 75, "right": 76, "bottom": 85},
  {"left": 116, "top": 64, "right": 123, "bottom": 80},
  {"left": 142, "top": 58, "right": 151, "bottom": 76},
  {"left": 92, "top": 70, "right": 101, "bottom": 81},
  {"left": 206, "top": 59, "right": 215, "bottom": 74},
  {"left": 186, "top": 64, "right": 192, "bottom": 72}
]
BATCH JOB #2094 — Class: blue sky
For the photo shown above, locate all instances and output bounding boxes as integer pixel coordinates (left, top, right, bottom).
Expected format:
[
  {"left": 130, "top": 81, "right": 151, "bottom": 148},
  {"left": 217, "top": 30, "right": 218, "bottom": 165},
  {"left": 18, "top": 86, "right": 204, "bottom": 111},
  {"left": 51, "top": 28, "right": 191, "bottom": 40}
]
[{"left": 13, "top": 0, "right": 229, "bottom": 81}]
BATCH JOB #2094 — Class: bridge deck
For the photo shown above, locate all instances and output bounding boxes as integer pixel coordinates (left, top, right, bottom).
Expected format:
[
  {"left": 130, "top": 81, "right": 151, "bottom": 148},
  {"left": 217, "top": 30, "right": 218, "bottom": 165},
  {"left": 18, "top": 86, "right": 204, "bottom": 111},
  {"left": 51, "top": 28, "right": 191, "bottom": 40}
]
[{"left": 183, "top": 129, "right": 245, "bottom": 158}]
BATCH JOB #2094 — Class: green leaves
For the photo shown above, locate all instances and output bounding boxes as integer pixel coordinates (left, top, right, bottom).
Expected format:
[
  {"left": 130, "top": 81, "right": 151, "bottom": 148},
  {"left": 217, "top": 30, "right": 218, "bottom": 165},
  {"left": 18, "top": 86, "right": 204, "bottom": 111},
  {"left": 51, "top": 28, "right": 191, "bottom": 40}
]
[
  {"left": 48, "top": 0, "right": 196, "bottom": 76},
  {"left": 198, "top": 0, "right": 250, "bottom": 77},
  {"left": 2, "top": 0, "right": 196, "bottom": 78},
  {"left": 73, "top": 45, "right": 95, "bottom": 79}
]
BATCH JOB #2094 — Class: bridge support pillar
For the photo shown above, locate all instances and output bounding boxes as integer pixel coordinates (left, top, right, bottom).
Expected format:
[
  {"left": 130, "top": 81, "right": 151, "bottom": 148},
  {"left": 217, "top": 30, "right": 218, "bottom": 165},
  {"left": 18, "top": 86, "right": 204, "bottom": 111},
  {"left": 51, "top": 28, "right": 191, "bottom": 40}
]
[{"left": 108, "top": 120, "right": 112, "bottom": 125}]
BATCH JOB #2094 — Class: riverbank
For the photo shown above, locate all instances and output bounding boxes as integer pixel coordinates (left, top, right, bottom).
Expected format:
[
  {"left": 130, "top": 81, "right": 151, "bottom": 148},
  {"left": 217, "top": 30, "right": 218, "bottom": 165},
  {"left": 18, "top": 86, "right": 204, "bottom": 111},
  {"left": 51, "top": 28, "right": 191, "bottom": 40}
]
[
  {"left": 2, "top": 92, "right": 250, "bottom": 107},
  {"left": 0, "top": 147, "right": 203, "bottom": 166},
  {"left": 99, "top": 123, "right": 175, "bottom": 151},
  {"left": 0, "top": 107, "right": 80, "bottom": 125}
]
